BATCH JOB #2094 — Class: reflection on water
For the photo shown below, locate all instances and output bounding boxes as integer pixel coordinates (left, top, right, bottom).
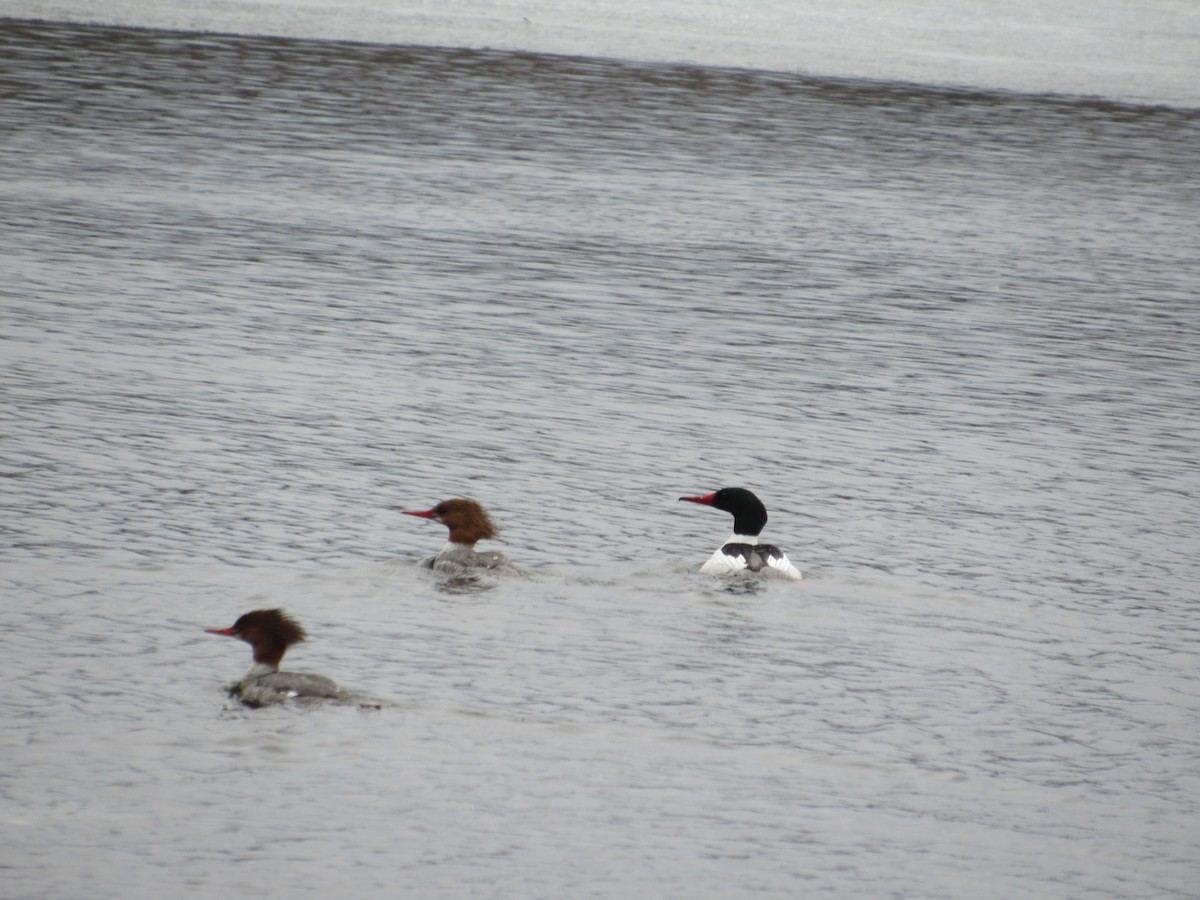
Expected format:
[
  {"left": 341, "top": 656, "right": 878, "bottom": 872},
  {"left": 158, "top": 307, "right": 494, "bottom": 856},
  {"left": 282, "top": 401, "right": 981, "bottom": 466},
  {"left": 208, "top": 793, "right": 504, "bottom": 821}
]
[{"left": 2, "top": 19, "right": 1198, "bottom": 900}]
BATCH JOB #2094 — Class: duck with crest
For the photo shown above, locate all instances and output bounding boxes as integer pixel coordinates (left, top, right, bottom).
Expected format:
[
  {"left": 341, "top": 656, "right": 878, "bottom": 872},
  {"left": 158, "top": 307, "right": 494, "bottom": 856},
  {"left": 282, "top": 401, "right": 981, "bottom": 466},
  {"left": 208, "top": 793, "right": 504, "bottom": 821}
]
[
  {"left": 401, "top": 498, "right": 509, "bottom": 571},
  {"left": 205, "top": 608, "right": 356, "bottom": 707}
]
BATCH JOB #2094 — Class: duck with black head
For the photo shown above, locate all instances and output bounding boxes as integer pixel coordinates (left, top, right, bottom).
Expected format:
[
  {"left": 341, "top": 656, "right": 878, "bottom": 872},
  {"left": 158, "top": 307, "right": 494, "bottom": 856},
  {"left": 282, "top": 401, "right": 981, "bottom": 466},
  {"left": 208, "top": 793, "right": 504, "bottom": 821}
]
[{"left": 679, "top": 487, "right": 803, "bottom": 580}]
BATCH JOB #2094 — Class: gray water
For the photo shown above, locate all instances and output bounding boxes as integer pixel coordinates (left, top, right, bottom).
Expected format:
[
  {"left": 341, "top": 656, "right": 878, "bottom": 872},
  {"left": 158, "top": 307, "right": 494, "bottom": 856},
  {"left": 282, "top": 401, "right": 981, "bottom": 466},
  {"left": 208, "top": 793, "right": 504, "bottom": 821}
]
[{"left": 2, "top": 19, "right": 1199, "bottom": 898}]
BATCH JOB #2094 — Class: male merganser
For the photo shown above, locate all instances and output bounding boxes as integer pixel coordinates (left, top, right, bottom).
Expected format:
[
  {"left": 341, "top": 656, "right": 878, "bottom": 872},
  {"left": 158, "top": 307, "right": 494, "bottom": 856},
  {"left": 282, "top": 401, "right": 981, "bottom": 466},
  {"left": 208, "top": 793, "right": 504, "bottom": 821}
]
[
  {"left": 401, "top": 498, "right": 509, "bottom": 571},
  {"left": 205, "top": 608, "right": 353, "bottom": 707},
  {"left": 679, "top": 487, "right": 803, "bottom": 580}
]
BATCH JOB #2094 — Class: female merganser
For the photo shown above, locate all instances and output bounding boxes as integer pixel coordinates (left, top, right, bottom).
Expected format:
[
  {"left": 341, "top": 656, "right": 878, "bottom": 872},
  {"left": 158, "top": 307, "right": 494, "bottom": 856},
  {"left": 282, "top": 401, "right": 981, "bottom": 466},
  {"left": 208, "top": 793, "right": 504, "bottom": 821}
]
[
  {"left": 402, "top": 498, "right": 509, "bottom": 571},
  {"left": 205, "top": 608, "right": 353, "bottom": 707},
  {"left": 679, "top": 487, "right": 803, "bottom": 580}
]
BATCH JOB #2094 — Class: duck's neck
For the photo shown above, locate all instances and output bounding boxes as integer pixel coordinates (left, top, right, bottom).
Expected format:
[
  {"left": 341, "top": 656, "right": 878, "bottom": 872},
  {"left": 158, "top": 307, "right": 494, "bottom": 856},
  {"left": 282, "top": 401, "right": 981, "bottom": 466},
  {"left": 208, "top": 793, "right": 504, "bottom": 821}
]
[
  {"left": 726, "top": 533, "right": 759, "bottom": 546},
  {"left": 244, "top": 660, "right": 279, "bottom": 680}
]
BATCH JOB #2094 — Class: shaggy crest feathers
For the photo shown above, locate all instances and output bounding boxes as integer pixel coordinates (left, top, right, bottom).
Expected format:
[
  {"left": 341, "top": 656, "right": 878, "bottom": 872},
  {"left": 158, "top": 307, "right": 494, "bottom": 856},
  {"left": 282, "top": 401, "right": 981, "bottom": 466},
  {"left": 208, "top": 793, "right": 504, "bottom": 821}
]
[
  {"left": 208, "top": 608, "right": 307, "bottom": 669},
  {"left": 230, "top": 608, "right": 307, "bottom": 642},
  {"left": 409, "top": 498, "right": 498, "bottom": 546}
]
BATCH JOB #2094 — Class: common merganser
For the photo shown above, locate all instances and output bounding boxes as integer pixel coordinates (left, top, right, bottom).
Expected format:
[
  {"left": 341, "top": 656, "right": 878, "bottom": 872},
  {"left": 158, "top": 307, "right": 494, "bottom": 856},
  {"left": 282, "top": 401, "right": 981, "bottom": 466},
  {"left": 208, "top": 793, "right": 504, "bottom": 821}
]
[
  {"left": 205, "top": 608, "right": 353, "bottom": 707},
  {"left": 679, "top": 487, "right": 803, "bottom": 580},
  {"left": 401, "top": 498, "right": 509, "bottom": 571}
]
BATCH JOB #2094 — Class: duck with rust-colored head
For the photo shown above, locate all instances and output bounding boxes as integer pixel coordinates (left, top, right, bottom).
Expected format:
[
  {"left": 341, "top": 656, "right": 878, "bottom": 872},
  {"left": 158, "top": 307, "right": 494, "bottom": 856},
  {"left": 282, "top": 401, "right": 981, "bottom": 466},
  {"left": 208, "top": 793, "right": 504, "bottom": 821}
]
[
  {"left": 401, "top": 498, "right": 509, "bottom": 572},
  {"left": 205, "top": 608, "right": 354, "bottom": 707}
]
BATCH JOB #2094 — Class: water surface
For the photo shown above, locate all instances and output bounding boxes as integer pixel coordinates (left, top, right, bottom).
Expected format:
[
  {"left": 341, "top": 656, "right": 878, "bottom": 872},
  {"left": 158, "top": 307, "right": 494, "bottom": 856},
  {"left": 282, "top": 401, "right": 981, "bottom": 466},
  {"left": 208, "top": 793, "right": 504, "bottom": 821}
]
[{"left": 2, "top": 20, "right": 1198, "bottom": 899}]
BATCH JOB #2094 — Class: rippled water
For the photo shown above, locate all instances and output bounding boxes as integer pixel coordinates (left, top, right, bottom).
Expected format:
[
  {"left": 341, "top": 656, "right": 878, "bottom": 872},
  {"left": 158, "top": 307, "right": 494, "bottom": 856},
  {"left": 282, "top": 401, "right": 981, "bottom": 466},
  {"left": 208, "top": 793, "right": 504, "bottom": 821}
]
[{"left": 2, "top": 20, "right": 1199, "bottom": 899}]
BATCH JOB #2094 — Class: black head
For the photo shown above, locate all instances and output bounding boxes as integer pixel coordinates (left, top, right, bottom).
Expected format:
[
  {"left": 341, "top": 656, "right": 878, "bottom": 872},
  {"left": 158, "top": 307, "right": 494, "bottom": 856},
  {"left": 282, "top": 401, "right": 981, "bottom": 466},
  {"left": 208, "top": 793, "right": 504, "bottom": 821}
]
[{"left": 679, "top": 487, "right": 768, "bottom": 536}]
